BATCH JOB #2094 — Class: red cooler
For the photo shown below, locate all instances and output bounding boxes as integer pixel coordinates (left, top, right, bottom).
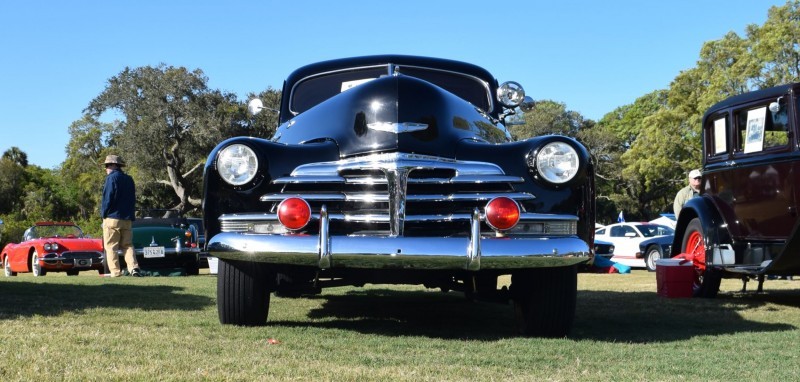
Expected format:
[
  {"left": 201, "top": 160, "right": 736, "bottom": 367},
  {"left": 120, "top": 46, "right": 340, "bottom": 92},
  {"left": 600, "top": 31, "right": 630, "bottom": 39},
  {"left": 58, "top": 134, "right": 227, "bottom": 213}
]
[{"left": 656, "top": 259, "right": 694, "bottom": 298}]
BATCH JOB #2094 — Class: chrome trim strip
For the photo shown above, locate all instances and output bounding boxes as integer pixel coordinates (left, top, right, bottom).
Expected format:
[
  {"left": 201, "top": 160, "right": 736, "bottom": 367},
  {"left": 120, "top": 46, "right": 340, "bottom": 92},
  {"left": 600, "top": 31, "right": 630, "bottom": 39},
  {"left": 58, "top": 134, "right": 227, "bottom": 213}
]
[
  {"left": 260, "top": 192, "right": 535, "bottom": 203},
  {"left": 319, "top": 205, "right": 331, "bottom": 269},
  {"left": 288, "top": 153, "right": 508, "bottom": 176},
  {"left": 467, "top": 208, "right": 481, "bottom": 271},
  {"left": 386, "top": 168, "right": 409, "bottom": 236},
  {"left": 273, "top": 175, "right": 524, "bottom": 185},
  {"left": 367, "top": 122, "right": 429, "bottom": 134}
]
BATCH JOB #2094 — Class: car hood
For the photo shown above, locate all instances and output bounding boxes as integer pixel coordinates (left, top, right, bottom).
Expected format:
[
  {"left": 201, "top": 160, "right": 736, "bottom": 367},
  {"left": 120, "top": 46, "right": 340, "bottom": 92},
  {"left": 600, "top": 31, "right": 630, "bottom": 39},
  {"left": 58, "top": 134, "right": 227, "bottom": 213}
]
[
  {"left": 273, "top": 74, "right": 509, "bottom": 158},
  {"left": 639, "top": 235, "right": 674, "bottom": 246}
]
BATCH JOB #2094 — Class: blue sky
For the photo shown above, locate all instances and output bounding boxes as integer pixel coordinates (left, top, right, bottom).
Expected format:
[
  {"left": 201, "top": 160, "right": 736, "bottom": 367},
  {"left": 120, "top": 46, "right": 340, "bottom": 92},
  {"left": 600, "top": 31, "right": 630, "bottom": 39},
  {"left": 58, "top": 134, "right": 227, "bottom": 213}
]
[{"left": 0, "top": 0, "right": 786, "bottom": 169}]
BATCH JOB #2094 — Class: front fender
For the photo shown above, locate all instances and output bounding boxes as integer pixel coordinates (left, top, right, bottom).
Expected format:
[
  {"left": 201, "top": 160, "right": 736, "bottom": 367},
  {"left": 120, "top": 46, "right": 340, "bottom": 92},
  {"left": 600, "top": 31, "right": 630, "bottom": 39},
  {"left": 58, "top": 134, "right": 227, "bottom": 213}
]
[{"left": 671, "top": 195, "right": 732, "bottom": 257}]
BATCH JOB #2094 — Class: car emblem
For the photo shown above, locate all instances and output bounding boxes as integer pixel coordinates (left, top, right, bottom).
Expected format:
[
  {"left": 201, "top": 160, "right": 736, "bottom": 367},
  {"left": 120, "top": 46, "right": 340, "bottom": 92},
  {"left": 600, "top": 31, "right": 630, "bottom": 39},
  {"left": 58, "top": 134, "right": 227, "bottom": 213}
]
[{"left": 367, "top": 122, "right": 428, "bottom": 134}]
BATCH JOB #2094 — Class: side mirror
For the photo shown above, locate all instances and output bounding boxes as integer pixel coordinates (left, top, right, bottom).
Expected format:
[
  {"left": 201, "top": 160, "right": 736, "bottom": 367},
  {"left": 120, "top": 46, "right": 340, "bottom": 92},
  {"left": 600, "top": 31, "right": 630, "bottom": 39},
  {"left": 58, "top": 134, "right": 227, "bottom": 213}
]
[
  {"left": 769, "top": 96, "right": 783, "bottom": 113},
  {"left": 520, "top": 96, "right": 535, "bottom": 112},
  {"left": 247, "top": 98, "right": 280, "bottom": 117},
  {"left": 247, "top": 99, "right": 265, "bottom": 116}
]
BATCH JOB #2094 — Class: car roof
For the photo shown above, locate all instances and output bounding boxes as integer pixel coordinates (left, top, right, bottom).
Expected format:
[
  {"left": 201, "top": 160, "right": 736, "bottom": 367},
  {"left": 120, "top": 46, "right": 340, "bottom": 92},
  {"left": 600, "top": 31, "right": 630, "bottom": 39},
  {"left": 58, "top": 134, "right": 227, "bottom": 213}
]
[
  {"left": 703, "top": 83, "right": 799, "bottom": 120},
  {"left": 281, "top": 55, "right": 500, "bottom": 122},
  {"left": 284, "top": 55, "right": 497, "bottom": 88}
]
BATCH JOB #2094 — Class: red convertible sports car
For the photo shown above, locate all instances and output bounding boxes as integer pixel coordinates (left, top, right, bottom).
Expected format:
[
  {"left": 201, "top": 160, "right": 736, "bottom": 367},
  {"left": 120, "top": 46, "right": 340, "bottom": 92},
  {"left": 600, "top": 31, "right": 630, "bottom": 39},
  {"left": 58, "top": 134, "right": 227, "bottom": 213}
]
[{"left": 2, "top": 222, "right": 105, "bottom": 277}]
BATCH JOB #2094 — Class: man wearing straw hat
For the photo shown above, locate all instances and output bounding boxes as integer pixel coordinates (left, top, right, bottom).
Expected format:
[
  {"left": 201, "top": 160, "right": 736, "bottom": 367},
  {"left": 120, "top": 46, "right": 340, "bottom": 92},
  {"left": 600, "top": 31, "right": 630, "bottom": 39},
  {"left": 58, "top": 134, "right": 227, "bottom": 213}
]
[{"left": 101, "top": 154, "right": 141, "bottom": 277}]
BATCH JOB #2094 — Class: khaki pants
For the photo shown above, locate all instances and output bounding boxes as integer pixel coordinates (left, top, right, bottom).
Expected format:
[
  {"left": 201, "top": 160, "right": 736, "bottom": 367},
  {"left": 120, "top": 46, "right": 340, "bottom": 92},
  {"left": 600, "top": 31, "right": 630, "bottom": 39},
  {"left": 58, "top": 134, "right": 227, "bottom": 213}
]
[{"left": 103, "top": 218, "right": 138, "bottom": 276}]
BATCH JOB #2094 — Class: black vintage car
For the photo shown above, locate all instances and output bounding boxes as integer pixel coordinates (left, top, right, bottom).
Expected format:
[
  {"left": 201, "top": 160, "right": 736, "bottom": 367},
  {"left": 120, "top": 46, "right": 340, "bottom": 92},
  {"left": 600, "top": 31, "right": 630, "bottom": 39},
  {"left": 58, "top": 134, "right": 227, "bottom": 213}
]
[
  {"left": 673, "top": 82, "right": 800, "bottom": 296},
  {"left": 204, "top": 55, "right": 595, "bottom": 337}
]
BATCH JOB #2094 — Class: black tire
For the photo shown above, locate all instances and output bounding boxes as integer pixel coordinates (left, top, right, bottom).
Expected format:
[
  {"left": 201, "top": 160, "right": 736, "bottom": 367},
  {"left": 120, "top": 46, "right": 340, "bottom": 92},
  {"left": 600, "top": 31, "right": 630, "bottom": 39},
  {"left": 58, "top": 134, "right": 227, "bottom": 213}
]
[
  {"left": 511, "top": 265, "right": 577, "bottom": 337},
  {"left": 644, "top": 246, "right": 662, "bottom": 272},
  {"left": 66, "top": 270, "right": 80, "bottom": 276},
  {"left": 681, "top": 218, "right": 721, "bottom": 298},
  {"left": 185, "top": 261, "right": 200, "bottom": 276},
  {"left": 217, "top": 259, "right": 272, "bottom": 326}
]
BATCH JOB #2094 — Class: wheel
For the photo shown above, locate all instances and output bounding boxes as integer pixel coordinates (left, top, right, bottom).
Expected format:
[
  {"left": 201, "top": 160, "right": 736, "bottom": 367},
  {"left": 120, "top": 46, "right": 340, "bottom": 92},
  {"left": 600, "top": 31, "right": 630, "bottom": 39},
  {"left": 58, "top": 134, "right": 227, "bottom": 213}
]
[
  {"left": 681, "top": 218, "right": 721, "bottom": 298},
  {"left": 185, "top": 261, "right": 200, "bottom": 276},
  {"left": 644, "top": 246, "right": 662, "bottom": 272},
  {"left": 31, "top": 250, "right": 46, "bottom": 277},
  {"left": 217, "top": 259, "right": 272, "bottom": 326},
  {"left": 66, "top": 270, "right": 80, "bottom": 276},
  {"left": 4, "top": 256, "right": 17, "bottom": 277},
  {"left": 511, "top": 265, "right": 577, "bottom": 337}
]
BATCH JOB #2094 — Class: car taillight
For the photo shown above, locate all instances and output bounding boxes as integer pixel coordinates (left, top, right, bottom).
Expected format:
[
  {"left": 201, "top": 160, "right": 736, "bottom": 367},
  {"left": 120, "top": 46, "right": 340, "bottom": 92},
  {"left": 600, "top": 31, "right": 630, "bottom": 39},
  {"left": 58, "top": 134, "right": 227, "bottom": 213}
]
[
  {"left": 485, "top": 197, "right": 520, "bottom": 231},
  {"left": 278, "top": 197, "right": 311, "bottom": 231},
  {"left": 184, "top": 230, "right": 192, "bottom": 238}
]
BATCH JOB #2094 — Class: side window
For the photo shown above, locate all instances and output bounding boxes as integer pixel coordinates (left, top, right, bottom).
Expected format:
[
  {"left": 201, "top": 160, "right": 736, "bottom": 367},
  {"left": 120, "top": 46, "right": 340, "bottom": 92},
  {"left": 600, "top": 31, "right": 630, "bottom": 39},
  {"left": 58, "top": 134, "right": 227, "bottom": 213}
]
[
  {"left": 710, "top": 116, "right": 727, "bottom": 156},
  {"left": 610, "top": 226, "right": 623, "bottom": 237},
  {"left": 736, "top": 101, "right": 789, "bottom": 154},
  {"left": 596, "top": 228, "right": 606, "bottom": 235},
  {"left": 623, "top": 226, "right": 638, "bottom": 237}
]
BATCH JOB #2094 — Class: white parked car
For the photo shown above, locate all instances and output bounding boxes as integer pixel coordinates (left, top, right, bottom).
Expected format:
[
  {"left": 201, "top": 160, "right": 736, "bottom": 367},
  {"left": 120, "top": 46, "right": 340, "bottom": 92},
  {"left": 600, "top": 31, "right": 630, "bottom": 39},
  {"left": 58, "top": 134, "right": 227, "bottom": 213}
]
[{"left": 594, "top": 223, "right": 674, "bottom": 271}]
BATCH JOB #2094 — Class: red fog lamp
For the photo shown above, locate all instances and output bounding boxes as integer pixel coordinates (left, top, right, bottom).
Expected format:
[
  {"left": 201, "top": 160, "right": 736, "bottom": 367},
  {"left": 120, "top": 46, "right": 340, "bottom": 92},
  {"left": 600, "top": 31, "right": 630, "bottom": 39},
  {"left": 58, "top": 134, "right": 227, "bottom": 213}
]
[
  {"left": 278, "top": 197, "right": 312, "bottom": 231},
  {"left": 484, "top": 197, "right": 520, "bottom": 231}
]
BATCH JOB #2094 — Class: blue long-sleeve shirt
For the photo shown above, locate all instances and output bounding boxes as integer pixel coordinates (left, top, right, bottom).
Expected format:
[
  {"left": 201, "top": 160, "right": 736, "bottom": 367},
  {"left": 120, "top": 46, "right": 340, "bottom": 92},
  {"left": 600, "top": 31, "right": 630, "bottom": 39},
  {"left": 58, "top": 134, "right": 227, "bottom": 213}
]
[{"left": 101, "top": 169, "right": 136, "bottom": 221}]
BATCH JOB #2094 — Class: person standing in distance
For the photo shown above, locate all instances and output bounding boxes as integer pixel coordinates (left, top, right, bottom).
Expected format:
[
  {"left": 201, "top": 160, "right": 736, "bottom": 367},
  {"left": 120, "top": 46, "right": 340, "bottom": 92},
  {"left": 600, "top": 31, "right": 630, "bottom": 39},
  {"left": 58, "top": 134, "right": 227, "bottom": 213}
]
[
  {"left": 673, "top": 169, "right": 702, "bottom": 218},
  {"left": 101, "top": 154, "right": 141, "bottom": 277}
]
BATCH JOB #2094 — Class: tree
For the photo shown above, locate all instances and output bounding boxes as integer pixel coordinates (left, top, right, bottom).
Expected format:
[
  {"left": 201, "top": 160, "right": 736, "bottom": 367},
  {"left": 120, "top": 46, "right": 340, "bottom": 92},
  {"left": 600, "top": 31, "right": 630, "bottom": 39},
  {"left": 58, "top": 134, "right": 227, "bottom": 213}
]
[
  {"left": 510, "top": 100, "right": 584, "bottom": 140},
  {"left": 2, "top": 147, "right": 28, "bottom": 167},
  {"left": 61, "top": 115, "right": 114, "bottom": 219},
  {"left": 85, "top": 65, "right": 247, "bottom": 214},
  {"left": 748, "top": 1, "right": 800, "bottom": 87},
  {"left": 0, "top": 157, "right": 26, "bottom": 214}
]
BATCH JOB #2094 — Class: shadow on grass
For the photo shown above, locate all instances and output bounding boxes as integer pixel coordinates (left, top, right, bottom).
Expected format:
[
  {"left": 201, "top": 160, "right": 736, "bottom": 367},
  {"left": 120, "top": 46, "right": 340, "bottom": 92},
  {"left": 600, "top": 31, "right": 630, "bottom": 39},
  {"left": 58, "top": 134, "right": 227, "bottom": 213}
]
[
  {"left": 271, "top": 288, "right": 798, "bottom": 342},
  {"left": 0, "top": 279, "right": 213, "bottom": 319}
]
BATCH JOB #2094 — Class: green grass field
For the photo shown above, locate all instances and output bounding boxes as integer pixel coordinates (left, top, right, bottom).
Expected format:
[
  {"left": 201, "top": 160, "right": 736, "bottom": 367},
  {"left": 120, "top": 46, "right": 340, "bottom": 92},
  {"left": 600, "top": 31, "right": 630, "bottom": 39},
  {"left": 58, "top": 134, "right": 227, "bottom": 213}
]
[{"left": 1, "top": 269, "right": 799, "bottom": 381}]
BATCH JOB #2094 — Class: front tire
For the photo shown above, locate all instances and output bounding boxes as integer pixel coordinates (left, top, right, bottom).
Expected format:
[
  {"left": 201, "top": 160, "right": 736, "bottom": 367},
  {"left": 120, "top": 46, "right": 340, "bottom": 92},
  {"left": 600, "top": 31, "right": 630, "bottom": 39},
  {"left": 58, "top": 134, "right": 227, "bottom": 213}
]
[
  {"left": 681, "top": 218, "right": 721, "bottom": 298},
  {"left": 31, "top": 250, "right": 46, "bottom": 277},
  {"left": 217, "top": 259, "right": 272, "bottom": 326},
  {"left": 644, "top": 246, "right": 662, "bottom": 272},
  {"left": 511, "top": 265, "right": 577, "bottom": 337},
  {"left": 4, "top": 256, "right": 16, "bottom": 277}
]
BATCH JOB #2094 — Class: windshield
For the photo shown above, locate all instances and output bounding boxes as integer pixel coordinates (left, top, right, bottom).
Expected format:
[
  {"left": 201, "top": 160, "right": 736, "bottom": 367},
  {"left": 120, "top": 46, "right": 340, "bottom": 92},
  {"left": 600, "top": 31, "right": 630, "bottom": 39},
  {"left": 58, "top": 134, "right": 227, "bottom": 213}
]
[
  {"left": 636, "top": 224, "right": 674, "bottom": 238},
  {"left": 290, "top": 64, "right": 491, "bottom": 115},
  {"left": 26, "top": 225, "right": 83, "bottom": 240}
]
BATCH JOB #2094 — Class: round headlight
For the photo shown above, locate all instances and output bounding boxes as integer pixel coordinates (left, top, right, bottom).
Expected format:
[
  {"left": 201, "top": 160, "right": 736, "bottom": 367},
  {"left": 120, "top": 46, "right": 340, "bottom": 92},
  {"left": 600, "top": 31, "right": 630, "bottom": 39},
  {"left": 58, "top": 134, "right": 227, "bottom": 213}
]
[
  {"left": 217, "top": 144, "right": 258, "bottom": 186},
  {"left": 534, "top": 142, "right": 579, "bottom": 184}
]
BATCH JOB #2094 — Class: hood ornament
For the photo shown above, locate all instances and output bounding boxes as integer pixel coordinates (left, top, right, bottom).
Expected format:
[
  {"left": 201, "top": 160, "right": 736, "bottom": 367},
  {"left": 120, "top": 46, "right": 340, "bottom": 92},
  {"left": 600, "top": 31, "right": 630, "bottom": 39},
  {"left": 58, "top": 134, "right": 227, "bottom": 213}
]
[
  {"left": 149, "top": 236, "right": 158, "bottom": 247},
  {"left": 367, "top": 122, "right": 428, "bottom": 134}
]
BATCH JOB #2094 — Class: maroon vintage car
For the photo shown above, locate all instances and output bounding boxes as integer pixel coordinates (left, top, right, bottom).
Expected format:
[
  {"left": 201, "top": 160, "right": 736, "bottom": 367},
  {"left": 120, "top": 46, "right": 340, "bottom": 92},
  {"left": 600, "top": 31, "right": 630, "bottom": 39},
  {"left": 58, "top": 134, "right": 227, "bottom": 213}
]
[
  {"left": 672, "top": 82, "right": 800, "bottom": 296},
  {"left": 2, "top": 222, "right": 105, "bottom": 276}
]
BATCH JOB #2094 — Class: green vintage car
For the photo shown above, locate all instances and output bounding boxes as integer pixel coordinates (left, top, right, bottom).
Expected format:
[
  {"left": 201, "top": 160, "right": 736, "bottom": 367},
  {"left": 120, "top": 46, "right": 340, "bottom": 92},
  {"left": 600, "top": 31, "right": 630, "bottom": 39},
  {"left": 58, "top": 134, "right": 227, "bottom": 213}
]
[{"left": 132, "top": 209, "right": 200, "bottom": 275}]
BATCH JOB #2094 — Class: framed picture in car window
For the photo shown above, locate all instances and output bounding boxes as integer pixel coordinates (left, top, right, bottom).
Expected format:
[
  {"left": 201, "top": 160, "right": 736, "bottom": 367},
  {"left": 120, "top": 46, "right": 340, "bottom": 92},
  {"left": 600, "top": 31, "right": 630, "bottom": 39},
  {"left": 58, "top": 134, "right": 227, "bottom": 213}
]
[
  {"left": 713, "top": 117, "right": 727, "bottom": 155},
  {"left": 744, "top": 107, "right": 766, "bottom": 154}
]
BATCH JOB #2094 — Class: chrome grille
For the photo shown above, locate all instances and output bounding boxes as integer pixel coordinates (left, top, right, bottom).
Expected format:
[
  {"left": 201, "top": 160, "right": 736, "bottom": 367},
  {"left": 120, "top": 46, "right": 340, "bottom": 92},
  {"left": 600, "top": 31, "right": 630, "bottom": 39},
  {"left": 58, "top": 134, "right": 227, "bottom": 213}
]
[{"left": 263, "top": 153, "right": 530, "bottom": 236}]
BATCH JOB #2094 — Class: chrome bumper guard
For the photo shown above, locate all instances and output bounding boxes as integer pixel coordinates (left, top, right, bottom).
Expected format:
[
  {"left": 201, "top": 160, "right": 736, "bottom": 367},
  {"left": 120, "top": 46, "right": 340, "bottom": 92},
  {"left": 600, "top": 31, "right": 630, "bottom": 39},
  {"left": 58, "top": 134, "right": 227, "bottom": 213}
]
[{"left": 208, "top": 208, "right": 590, "bottom": 270}]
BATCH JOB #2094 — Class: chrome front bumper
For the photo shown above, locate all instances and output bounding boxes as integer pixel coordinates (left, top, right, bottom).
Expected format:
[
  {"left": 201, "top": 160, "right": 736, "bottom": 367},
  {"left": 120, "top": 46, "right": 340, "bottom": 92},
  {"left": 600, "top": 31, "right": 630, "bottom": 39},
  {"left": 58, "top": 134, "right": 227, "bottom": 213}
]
[{"left": 208, "top": 209, "right": 590, "bottom": 271}]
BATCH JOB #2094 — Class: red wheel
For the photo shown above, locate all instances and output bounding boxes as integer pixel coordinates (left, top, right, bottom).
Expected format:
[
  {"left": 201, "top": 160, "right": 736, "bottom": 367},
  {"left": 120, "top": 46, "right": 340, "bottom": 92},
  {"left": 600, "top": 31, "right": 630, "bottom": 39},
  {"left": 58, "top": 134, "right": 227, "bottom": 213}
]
[{"left": 681, "top": 218, "right": 720, "bottom": 298}]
